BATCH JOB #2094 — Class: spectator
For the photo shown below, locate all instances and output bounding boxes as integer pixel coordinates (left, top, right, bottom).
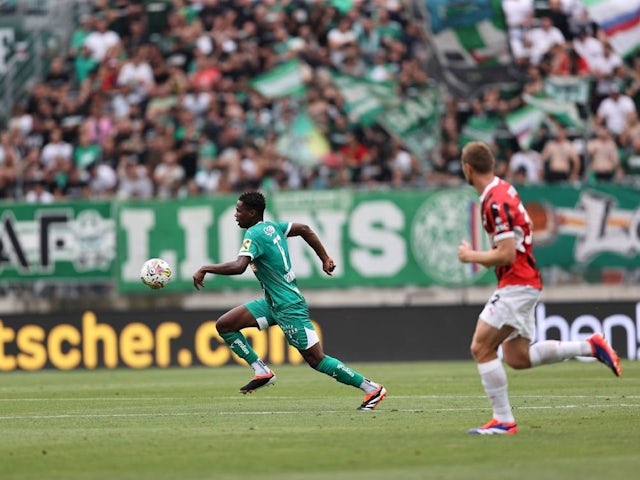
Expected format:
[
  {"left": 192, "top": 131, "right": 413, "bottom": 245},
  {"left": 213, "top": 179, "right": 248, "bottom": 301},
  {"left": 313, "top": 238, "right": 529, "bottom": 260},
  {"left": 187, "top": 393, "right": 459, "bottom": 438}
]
[
  {"left": 116, "top": 45, "right": 156, "bottom": 106},
  {"left": 548, "top": 44, "right": 589, "bottom": 76},
  {"left": 586, "top": 126, "right": 622, "bottom": 182},
  {"left": 69, "top": 14, "right": 94, "bottom": 59},
  {"left": 339, "top": 131, "right": 371, "bottom": 183},
  {"left": 525, "top": 15, "right": 566, "bottom": 66},
  {"left": 508, "top": 147, "right": 543, "bottom": 183},
  {"left": 596, "top": 83, "right": 637, "bottom": 137},
  {"left": 620, "top": 110, "right": 640, "bottom": 145},
  {"left": 44, "top": 56, "right": 72, "bottom": 94},
  {"left": 194, "top": 157, "right": 224, "bottom": 194},
  {"left": 0, "top": 131, "right": 20, "bottom": 198},
  {"left": 116, "top": 155, "right": 154, "bottom": 200},
  {"left": 21, "top": 147, "right": 46, "bottom": 185},
  {"left": 86, "top": 160, "right": 118, "bottom": 198},
  {"left": 62, "top": 165, "right": 90, "bottom": 199},
  {"left": 73, "top": 126, "right": 102, "bottom": 174},
  {"left": 74, "top": 44, "right": 100, "bottom": 84},
  {"left": 41, "top": 128, "right": 73, "bottom": 171},
  {"left": 540, "top": 125, "right": 581, "bottom": 183},
  {"left": 327, "top": 16, "right": 357, "bottom": 67},
  {"left": 429, "top": 140, "right": 464, "bottom": 186},
  {"left": 375, "top": 8, "right": 403, "bottom": 43},
  {"left": 547, "top": 0, "right": 573, "bottom": 40},
  {"left": 590, "top": 42, "right": 623, "bottom": 78},
  {"left": 573, "top": 27, "right": 604, "bottom": 73},
  {"left": 354, "top": 14, "right": 381, "bottom": 63},
  {"left": 503, "top": 0, "right": 534, "bottom": 32},
  {"left": 25, "top": 180, "right": 55, "bottom": 204},
  {"left": 83, "top": 15, "right": 122, "bottom": 63},
  {"left": 621, "top": 134, "right": 640, "bottom": 184},
  {"left": 84, "top": 101, "right": 113, "bottom": 147},
  {"left": 389, "top": 143, "right": 420, "bottom": 187},
  {"left": 153, "top": 149, "right": 186, "bottom": 199}
]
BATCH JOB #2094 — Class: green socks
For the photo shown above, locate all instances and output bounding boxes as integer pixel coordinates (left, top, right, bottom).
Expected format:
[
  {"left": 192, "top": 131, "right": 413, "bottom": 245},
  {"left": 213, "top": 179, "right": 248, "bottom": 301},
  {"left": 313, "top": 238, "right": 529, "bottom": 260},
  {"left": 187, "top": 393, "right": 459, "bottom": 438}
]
[
  {"left": 220, "top": 333, "right": 368, "bottom": 391},
  {"left": 316, "top": 355, "right": 364, "bottom": 388},
  {"left": 220, "top": 332, "right": 259, "bottom": 364}
]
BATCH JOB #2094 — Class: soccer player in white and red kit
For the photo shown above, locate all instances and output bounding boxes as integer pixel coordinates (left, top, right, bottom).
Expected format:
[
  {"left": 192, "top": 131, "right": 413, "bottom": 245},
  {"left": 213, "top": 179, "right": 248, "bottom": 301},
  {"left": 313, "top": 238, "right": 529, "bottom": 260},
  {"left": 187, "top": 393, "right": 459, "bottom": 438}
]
[{"left": 457, "top": 141, "right": 621, "bottom": 435}]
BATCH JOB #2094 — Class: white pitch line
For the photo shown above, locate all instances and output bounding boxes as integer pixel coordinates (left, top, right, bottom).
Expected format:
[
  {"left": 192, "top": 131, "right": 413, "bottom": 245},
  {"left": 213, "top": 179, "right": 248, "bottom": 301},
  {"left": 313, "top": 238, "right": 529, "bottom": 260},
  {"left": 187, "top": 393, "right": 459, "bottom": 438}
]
[
  {"left": 0, "top": 412, "right": 196, "bottom": 420},
  {"left": 1, "top": 394, "right": 638, "bottom": 402},
  {"left": 0, "top": 403, "right": 639, "bottom": 421}
]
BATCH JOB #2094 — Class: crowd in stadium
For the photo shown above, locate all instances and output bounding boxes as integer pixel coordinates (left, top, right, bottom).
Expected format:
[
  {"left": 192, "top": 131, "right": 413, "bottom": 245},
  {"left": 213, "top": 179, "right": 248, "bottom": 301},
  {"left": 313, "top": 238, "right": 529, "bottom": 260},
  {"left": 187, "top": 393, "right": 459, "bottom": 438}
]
[{"left": 1, "top": 0, "right": 640, "bottom": 203}]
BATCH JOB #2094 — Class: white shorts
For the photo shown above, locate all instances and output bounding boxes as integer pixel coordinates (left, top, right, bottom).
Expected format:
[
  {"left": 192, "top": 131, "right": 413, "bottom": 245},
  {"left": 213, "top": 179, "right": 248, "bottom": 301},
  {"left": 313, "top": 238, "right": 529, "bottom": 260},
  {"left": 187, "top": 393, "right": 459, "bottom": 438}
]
[{"left": 479, "top": 285, "right": 541, "bottom": 341}]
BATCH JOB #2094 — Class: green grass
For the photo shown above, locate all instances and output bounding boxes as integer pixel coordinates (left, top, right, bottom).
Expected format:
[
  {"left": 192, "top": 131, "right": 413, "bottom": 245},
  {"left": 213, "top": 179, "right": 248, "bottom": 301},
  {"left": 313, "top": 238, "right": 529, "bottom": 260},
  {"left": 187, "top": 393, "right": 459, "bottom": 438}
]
[{"left": 1, "top": 360, "right": 638, "bottom": 480}]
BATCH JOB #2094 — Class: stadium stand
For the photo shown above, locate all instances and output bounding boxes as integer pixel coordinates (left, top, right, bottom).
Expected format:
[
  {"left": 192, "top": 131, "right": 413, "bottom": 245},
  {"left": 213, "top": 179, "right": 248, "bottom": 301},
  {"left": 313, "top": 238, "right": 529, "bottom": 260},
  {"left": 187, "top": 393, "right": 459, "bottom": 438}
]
[{"left": 3, "top": 0, "right": 640, "bottom": 204}]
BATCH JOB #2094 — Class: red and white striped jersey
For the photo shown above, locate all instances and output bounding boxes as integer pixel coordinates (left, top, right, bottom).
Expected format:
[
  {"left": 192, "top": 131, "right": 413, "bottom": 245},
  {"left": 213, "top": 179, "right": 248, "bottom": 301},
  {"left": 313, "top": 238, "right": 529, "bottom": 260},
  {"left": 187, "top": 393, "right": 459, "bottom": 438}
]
[{"left": 480, "top": 177, "right": 542, "bottom": 290}]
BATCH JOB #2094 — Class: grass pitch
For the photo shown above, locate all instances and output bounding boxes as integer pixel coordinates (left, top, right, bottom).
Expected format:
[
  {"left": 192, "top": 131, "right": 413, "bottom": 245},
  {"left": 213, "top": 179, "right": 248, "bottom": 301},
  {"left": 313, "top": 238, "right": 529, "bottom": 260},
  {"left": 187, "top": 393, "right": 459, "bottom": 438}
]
[{"left": 1, "top": 360, "right": 637, "bottom": 480}]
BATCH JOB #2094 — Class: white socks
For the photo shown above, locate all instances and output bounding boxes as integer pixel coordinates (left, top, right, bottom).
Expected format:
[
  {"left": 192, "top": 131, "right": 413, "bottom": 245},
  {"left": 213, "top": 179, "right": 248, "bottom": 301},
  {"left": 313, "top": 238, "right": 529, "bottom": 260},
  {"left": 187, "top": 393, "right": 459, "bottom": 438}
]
[
  {"left": 478, "top": 358, "right": 514, "bottom": 423},
  {"left": 477, "top": 341, "right": 593, "bottom": 424},
  {"left": 529, "top": 340, "right": 592, "bottom": 367},
  {"left": 359, "top": 378, "right": 379, "bottom": 394},
  {"left": 251, "top": 359, "right": 271, "bottom": 376}
]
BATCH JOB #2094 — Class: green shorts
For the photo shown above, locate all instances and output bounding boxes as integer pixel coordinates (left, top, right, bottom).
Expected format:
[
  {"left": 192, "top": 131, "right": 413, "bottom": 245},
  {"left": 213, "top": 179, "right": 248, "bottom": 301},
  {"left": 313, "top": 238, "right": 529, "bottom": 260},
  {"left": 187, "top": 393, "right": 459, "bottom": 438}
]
[
  {"left": 244, "top": 298, "right": 318, "bottom": 350},
  {"left": 244, "top": 298, "right": 277, "bottom": 330}
]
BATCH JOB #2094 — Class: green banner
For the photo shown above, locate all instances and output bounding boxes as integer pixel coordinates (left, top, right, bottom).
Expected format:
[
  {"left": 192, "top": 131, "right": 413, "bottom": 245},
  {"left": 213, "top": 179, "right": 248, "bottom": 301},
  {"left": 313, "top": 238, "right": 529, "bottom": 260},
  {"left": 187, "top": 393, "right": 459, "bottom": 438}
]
[
  {"left": 249, "top": 59, "right": 306, "bottom": 98},
  {"left": 330, "top": 73, "right": 398, "bottom": 126},
  {"left": 115, "top": 186, "right": 640, "bottom": 292},
  {"left": 378, "top": 86, "right": 442, "bottom": 160},
  {"left": 0, "top": 201, "right": 115, "bottom": 280},
  {"left": 519, "top": 184, "right": 640, "bottom": 272},
  {"left": 115, "top": 189, "right": 495, "bottom": 293},
  {"left": 544, "top": 76, "right": 591, "bottom": 105},
  {"left": 3, "top": 185, "right": 640, "bottom": 289}
]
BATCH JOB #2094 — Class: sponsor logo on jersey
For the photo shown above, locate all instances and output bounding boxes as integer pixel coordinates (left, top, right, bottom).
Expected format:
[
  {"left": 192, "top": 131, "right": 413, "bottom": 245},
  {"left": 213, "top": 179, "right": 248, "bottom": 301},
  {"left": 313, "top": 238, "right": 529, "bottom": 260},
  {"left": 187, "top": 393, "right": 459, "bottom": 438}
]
[{"left": 263, "top": 225, "right": 275, "bottom": 236}]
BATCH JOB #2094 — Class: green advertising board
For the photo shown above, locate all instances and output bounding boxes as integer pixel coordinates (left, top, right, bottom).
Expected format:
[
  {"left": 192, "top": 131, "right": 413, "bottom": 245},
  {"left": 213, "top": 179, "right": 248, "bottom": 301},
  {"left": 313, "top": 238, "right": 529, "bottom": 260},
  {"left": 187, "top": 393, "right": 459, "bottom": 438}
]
[
  {"left": 0, "top": 201, "right": 114, "bottom": 280},
  {"left": 518, "top": 184, "right": 640, "bottom": 271},
  {"left": 115, "top": 189, "right": 494, "bottom": 293},
  {"left": 2, "top": 185, "right": 640, "bottom": 291}
]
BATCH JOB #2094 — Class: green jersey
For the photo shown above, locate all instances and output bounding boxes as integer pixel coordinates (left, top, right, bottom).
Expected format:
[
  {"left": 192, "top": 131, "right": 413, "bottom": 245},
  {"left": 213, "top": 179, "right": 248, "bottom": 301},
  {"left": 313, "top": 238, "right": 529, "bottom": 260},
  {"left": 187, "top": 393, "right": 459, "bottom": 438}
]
[{"left": 239, "top": 221, "right": 304, "bottom": 310}]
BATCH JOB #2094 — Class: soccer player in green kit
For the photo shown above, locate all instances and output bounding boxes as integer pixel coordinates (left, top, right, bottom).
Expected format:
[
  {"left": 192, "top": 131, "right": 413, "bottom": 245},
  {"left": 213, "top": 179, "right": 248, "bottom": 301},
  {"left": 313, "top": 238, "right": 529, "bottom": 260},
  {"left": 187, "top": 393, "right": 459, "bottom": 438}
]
[{"left": 193, "top": 191, "right": 387, "bottom": 411}]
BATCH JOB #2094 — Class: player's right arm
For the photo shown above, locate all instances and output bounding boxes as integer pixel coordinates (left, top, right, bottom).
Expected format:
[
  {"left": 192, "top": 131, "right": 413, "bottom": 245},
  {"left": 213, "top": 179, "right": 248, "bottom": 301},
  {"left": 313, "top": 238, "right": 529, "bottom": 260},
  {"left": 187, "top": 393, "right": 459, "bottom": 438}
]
[
  {"left": 287, "top": 223, "right": 336, "bottom": 275},
  {"left": 457, "top": 238, "right": 516, "bottom": 268},
  {"left": 193, "top": 256, "right": 252, "bottom": 290}
]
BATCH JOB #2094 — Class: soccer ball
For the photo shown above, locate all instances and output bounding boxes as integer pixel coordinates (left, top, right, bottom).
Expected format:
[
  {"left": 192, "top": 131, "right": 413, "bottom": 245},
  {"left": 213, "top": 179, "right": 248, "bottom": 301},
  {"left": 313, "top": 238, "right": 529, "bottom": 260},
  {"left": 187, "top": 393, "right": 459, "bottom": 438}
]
[{"left": 140, "top": 258, "right": 172, "bottom": 289}]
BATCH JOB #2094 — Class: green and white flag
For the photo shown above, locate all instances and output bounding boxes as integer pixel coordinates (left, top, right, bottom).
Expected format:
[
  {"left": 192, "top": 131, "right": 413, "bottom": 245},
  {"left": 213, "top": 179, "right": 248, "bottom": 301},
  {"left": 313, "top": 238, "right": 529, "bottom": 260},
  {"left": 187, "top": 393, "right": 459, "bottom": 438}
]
[
  {"left": 523, "top": 93, "right": 585, "bottom": 131},
  {"left": 460, "top": 115, "right": 501, "bottom": 145},
  {"left": 330, "top": 73, "right": 399, "bottom": 126},
  {"left": 425, "top": 0, "right": 511, "bottom": 68},
  {"left": 250, "top": 60, "right": 306, "bottom": 98},
  {"left": 378, "top": 86, "right": 442, "bottom": 160},
  {"left": 505, "top": 105, "right": 546, "bottom": 150}
]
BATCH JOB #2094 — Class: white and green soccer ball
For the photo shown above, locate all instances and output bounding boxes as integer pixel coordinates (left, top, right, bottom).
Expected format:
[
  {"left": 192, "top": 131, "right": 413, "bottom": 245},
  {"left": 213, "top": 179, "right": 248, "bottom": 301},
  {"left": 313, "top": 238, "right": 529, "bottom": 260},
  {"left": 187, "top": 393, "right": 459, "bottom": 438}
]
[{"left": 140, "top": 258, "right": 173, "bottom": 289}]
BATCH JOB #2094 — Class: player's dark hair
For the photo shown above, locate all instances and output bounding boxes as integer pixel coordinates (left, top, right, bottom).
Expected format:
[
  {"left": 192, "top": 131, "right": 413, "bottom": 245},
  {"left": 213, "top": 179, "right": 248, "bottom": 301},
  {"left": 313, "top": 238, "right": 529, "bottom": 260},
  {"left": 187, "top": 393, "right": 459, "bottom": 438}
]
[
  {"left": 461, "top": 141, "right": 495, "bottom": 174},
  {"left": 239, "top": 191, "right": 266, "bottom": 215}
]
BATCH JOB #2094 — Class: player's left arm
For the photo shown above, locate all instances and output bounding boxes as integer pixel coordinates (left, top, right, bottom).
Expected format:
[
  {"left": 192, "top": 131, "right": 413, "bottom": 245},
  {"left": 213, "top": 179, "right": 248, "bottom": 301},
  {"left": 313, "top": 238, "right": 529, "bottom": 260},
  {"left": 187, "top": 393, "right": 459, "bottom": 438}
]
[
  {"left": 457, "top": 237, "right": 516, "bottom": 268},
  {"left": 287, "top": 223, "right": 336, "bottom": 275}
]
